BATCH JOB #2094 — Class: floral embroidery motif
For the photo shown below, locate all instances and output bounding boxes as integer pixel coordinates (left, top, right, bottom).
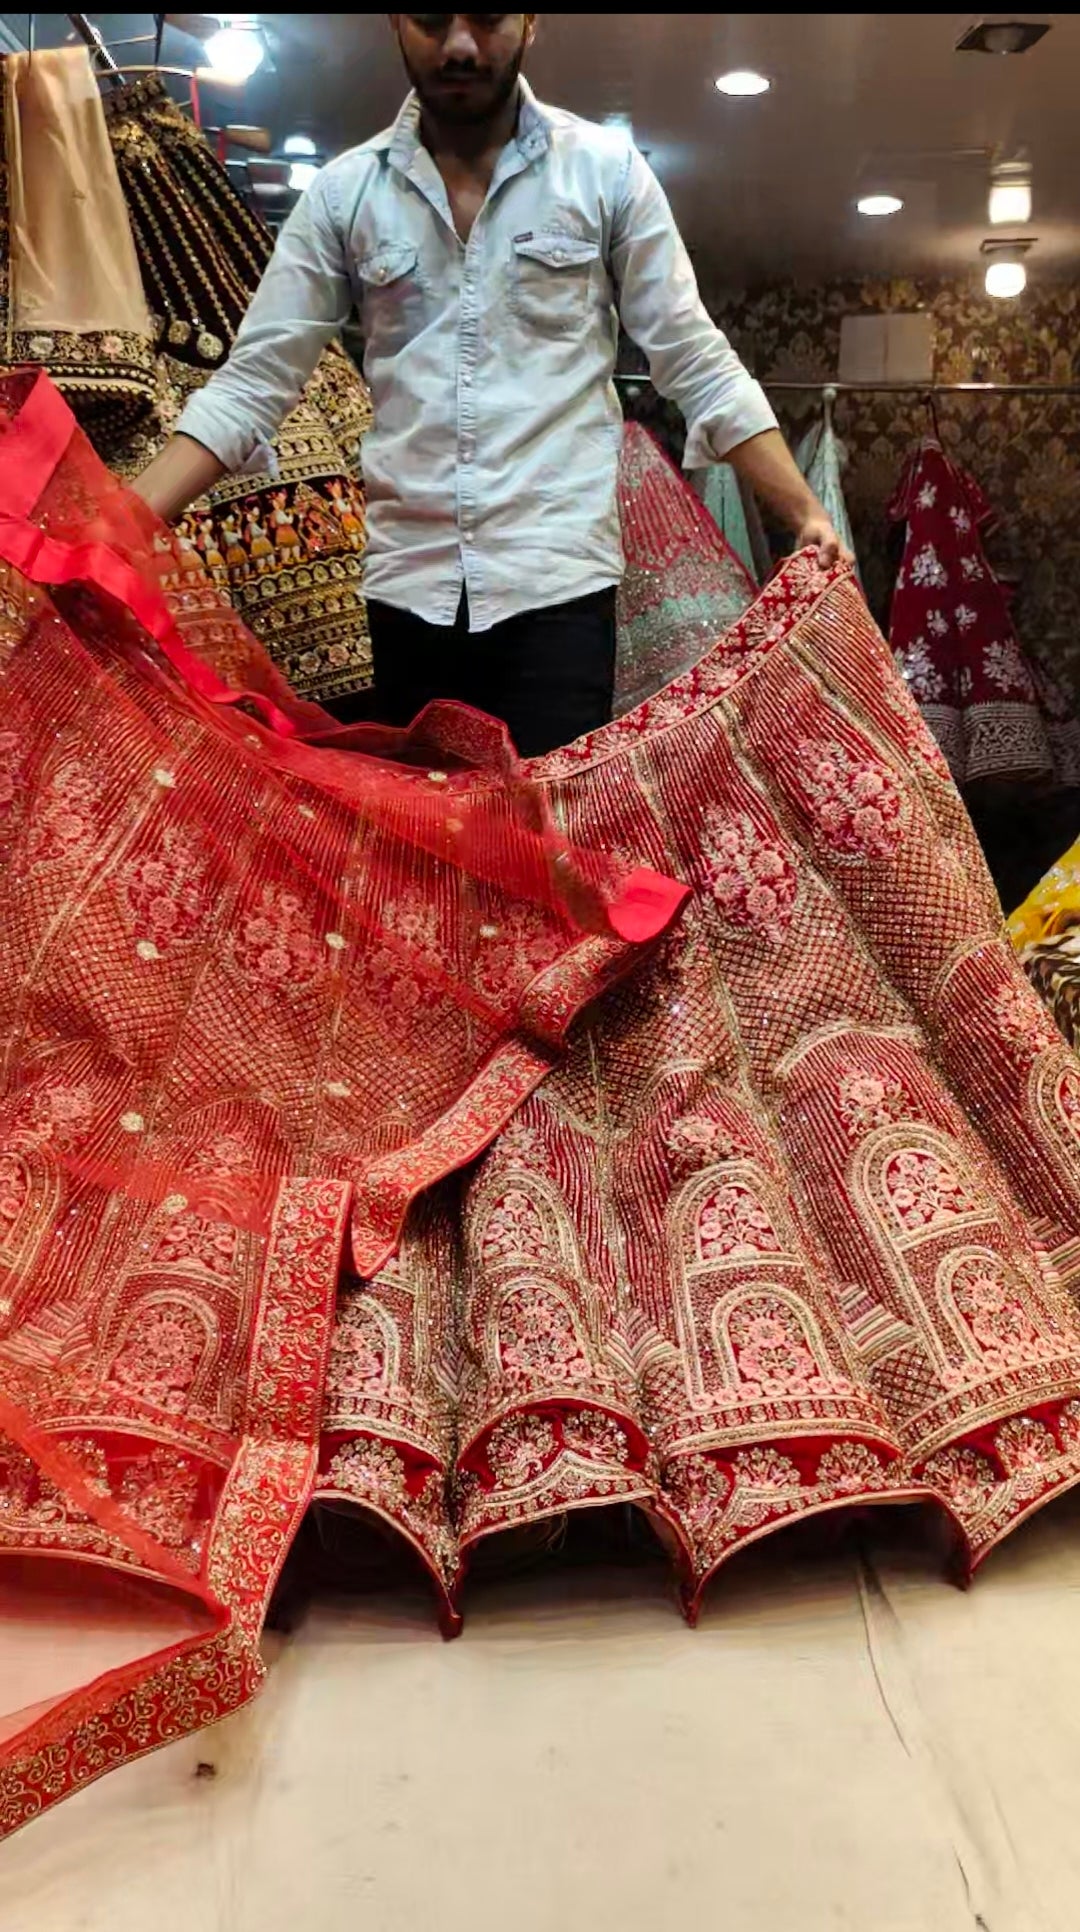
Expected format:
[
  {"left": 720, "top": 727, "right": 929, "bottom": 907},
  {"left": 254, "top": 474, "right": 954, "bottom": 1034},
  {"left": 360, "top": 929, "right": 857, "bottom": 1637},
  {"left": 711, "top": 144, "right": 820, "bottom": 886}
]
[
  {"left": 479, "top": 1188, "right": 554, "bottom": 1268},
  {"left": 921, "top": 1444, "right": 997, "bottom": 1515},
  {"left": 110, "top": 1301, "right": 212, "bottom": 1397},
  {"left": 727, "top": 1296, "right": 819, "bottom": 1393},
  {"left": 486, "top": 1412, "right": 559, "bottom": 1483},
  {"left": 498, "top": 1284, "right": 591, "bottom": 1383},
  {"left": 24, "top": 1081, "right": 95, "bottom": 1148},
  {"left": 474, "top": 908, "right": 563, "bottom": 1003},
  {"left": 150, "top": 1206, "right": 238, "bottom": 1278},
  {"left": 947, "top": 1256, "right": 1041, "bottom": 1364},
  {"left": 815, "top": 1441, "right": 891, "bottom": 1494},
  {"left": 119, "top": 1450, "right": 202, "bottom": 1554},
  {"left": 0, "top": 1153, "right": 29, "bottom": 1237},
  {"left": 991, "top": 980, "right": 1059, "bottom": 1056},
  {"left": 697, "top": 1181, "right": 783, "bottom": 1262},
  {"left": 896, "top": 639, "right": 946, "bottom": 702},
  {"left": 665, "top": 1113, "right": 749, "bottom": 1175},
  {"left": 118, "top": 828, "right": 211, "bottom": 954},
  {"left": 994, "top": 1415, "right": 1057, "bottom": 1474},
  {"left": 910, "top": 543, "right": 947, "bottom": 589},
  {"left": 327, "top": 1296, "right": 393, "bottom": 1394},
  {"left": 28, "top": 761, "right": 103, "bottom": 866},
  {"left": 700, "top": 809, "right": 797, "bottom": 945},
  {"left": 363, "top": 896, "right": 446, "bottom": 1019},
  {"left": 230, "top": 885, "right": 325, "bottom": 996},
  {"left": 561, "top": 1409, "right": 628, "bottom": 1464},
  {"left": 882, "top": 1148, "right": 978, "bottom": 1232},
  {"left": 836, "top": 1067, "right": 910, "bottom": 1139},
  {"left": 795, "top": 739, "right": 904, "bottom": 861}
]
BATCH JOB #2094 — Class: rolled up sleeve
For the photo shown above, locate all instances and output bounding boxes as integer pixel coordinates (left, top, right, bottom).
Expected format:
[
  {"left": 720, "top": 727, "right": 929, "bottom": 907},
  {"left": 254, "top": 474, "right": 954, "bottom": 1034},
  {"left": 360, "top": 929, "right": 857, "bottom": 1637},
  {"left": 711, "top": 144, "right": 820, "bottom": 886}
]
[
  {"left": 176, "top": 165, "right": 355, "bottom": 474},
  {"left": 610, "top": 145, "right": 777, "bottom": 466}
]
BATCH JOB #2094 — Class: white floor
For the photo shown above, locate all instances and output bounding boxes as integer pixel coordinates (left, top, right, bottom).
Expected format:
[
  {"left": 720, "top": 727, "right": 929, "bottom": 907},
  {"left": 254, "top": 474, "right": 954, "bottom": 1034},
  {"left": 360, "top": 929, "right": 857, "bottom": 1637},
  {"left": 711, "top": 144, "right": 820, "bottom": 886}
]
[{"left": 5, "top": 1496, "right": 1080, "bottom": 1932}]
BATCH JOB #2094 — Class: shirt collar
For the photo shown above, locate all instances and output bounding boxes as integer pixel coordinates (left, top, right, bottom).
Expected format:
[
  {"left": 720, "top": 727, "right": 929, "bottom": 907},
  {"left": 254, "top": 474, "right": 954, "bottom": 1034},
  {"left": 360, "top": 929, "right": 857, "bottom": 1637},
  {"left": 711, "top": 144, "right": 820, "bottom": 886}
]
[{"left": 384, "top": 74, "right": 551, "bottom": 174}]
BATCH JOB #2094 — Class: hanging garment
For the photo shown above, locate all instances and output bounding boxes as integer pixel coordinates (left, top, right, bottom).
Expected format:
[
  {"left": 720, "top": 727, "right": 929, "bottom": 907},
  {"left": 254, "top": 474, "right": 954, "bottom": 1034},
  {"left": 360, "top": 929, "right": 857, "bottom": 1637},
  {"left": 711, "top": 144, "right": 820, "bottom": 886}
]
[
  {"left": 94, "top": 74, "right": 375, "bottom": 705},
  {"left": 794, "top": 411, "right": 862, "bottom": 587},
  {"left": 315, "top": 482, "right": 1080, "bottom": 1630},
  {"left": 689, "top": 462, "right": 767, "bottom": 587},
  {"left": 0, "top": 370, "right": 685, "bottom": 1839},
  {"left": 888, "top": 440, "right": 1080, "bottom": 788},
  {"left": 0, "top": 47, "right": 156, "bottom": 428},
  {"left": 615, "top": 426, "right": 755, "bottom": 713}
]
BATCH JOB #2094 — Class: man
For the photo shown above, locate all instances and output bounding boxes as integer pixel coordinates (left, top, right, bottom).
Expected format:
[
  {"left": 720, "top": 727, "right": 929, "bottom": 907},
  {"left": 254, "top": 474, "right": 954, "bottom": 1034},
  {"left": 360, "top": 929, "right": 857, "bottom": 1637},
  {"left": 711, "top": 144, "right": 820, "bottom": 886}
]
[{"left": 136, "top": 14, "right": 845, "bottom": 756}]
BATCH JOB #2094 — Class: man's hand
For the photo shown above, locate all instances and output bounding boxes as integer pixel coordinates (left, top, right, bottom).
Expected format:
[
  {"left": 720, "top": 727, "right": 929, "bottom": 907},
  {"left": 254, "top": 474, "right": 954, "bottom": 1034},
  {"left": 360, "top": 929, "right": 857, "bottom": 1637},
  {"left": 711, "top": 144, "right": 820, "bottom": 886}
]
[
  {"left": 724, "top": 429, "right": 855, "bottom": 570},
  {"left": 793, "top": 511, "right": 854, "bottom": 569}
]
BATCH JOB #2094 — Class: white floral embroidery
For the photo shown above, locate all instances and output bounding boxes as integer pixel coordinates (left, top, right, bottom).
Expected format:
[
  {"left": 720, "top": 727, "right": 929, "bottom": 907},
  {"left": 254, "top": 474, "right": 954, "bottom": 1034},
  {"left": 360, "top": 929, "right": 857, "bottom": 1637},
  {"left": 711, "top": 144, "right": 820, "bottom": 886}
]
[
  {"left": 949, "top": 506, "right": 972, "bottom": 535},
  {"left": 954, "top": 604, "right": 977, "bottom": 631},
  {"left": 916, "top": 482, "right": 937, "bottom": 510},
  {"left": 959, "top": 555, "right": 984, "bottom": 581},
  {"left": 910, "top": 544, "right": 947, "bottom": 589},
  {"left": 926, "top": 608, "right": 948, "bottom": 637},
  {"left": 983, "top": 639, "right": 1035, "bottom": 696},
  {"left": 897, "top": 640, "right": 946, "bottom": 702}
]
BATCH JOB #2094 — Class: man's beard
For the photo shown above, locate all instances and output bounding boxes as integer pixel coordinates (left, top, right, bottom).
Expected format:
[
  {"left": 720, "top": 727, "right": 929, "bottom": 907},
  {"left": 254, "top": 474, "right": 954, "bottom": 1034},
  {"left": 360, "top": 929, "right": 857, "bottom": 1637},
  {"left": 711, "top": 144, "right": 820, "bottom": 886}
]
[{"left": 402, "top": 36, "right": 525, "bottom": 128}]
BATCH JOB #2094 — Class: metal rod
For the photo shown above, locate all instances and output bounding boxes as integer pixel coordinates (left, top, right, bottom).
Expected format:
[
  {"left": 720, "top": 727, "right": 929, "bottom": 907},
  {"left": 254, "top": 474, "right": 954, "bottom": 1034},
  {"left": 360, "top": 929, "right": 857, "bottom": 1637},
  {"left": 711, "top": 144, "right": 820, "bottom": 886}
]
[
  {"left": 613, "top": 374, "right": 1080, "bottom": 397},
  {"left": 66, "top": 11, "right": 121, "bottom": 76}
]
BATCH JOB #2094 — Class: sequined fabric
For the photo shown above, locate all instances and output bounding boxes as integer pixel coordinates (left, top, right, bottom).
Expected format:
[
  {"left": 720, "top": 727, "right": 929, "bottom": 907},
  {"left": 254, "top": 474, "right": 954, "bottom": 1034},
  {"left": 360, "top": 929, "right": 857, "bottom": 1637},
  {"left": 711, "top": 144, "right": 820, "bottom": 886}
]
[
  {"left": 0, "top": 372, "right": 684, "bottom": 1837},
  {"left": 319, "top": 549, "right": 1080, "bottom": 1629},
  {"left": 101, "top": 75, "right": 374, "bottom": 704}
]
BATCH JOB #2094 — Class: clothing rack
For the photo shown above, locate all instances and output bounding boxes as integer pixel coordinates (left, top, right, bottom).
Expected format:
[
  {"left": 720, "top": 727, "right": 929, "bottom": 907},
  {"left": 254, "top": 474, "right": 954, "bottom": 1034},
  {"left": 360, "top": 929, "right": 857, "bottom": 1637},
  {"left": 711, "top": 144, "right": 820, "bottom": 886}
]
[{"left": 613, "top": 374, "right": 1080, "bottom": 398}]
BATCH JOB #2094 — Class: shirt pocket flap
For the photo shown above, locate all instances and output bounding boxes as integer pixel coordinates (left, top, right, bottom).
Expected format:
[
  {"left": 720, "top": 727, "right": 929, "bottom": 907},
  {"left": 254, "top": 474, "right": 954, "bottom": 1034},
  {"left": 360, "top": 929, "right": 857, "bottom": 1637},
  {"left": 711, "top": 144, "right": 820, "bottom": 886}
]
[
  {"left": 512, "top": 233, "right": 599, "bottom": 270},
  {"left": 358, "top": 242, "right": 420, "bottom": 288}
]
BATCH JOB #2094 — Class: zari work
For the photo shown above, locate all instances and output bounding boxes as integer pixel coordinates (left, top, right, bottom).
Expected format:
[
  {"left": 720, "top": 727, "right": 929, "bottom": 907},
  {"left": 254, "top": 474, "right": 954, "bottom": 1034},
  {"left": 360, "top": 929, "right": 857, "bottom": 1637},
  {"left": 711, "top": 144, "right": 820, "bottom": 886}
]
[
  {"left": 0, "top": 371, "right": 683, "bottom": 1837},
  {"left": 99, "top": 73, "right": 374, "bottom": 703},
  {"left": 888, "top": 439, "right": 1080, "bottom": 789},
  {"left": 317, "top": 536, "right": 1080, "bottom": 1631}
]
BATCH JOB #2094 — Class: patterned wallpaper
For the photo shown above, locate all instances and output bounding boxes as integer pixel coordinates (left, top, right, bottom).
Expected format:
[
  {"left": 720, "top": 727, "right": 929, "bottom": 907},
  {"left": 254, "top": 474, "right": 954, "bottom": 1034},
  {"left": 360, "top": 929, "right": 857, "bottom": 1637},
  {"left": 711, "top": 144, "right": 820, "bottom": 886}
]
[{"left": 621, "top": 275, "right": 1080, "bottom": 692}]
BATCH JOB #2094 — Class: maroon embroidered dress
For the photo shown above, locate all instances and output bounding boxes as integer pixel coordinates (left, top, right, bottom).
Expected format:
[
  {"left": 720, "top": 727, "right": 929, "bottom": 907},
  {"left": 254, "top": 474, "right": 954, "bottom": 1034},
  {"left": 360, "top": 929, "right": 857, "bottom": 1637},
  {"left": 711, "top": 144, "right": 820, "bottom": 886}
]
[
  {"left": 888, "top": 439, "right": 1080, "bottom": 787},
  {"left": 319, "top": 548, "right": 1080, "bottom": 1632}
]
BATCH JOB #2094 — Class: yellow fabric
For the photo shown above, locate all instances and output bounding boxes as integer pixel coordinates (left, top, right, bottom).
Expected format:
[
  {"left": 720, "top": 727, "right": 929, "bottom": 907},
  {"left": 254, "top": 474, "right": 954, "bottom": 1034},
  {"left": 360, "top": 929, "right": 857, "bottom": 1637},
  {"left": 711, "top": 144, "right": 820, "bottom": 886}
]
[{"left": 1007, "top": 833, "right": 1080, "bottom": 952}]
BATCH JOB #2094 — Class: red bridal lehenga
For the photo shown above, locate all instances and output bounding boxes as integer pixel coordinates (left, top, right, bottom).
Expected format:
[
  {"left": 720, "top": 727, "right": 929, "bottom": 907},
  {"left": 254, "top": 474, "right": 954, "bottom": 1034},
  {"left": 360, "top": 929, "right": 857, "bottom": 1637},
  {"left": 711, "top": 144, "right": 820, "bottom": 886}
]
[{"left": 3, "top": 387, "right": 1080, "bottom": 1838}]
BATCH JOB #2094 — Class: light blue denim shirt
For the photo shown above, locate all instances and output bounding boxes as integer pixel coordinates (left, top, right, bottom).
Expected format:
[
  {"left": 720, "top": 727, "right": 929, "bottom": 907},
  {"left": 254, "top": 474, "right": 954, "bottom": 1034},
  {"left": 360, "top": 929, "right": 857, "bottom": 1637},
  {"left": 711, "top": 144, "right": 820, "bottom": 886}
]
[{"left": 177, "top": 81, "right": 777, "bottom": 631}]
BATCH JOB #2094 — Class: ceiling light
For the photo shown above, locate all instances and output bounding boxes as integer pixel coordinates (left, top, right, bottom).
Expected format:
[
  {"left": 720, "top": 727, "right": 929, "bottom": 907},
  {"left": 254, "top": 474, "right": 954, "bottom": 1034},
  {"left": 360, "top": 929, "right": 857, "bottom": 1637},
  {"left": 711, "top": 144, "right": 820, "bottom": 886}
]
[
  {"left": 283, "top": 133, "right": 317, "bottom": 157},
  {"left": 857, "top": 194, "right": 904, "bottom": 218},
  {"left": 288, "top": 160, "right": 319, "bottom": 192},
  {"left": 956, "top": 20, "right": 1050, "bottom": 55},
  {"left": 714, "top": 70, "right": 770, "bottom": 97},
  {"left": 988, "top": 165, "right": 1032, "bottom": 225},
  {"left": 201, "top": 25, "right": 265, "bottom": 85},
  {"left": 985, "top": 257, "right": 1027, "bottom": 298}
]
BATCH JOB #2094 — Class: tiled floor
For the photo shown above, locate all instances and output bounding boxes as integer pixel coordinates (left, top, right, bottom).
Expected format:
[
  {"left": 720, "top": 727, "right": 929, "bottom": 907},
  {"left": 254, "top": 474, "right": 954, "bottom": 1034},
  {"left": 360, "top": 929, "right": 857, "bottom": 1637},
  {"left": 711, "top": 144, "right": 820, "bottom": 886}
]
[{"left": 4, "top": 1495, "right": 1080, "bottom": 1932}]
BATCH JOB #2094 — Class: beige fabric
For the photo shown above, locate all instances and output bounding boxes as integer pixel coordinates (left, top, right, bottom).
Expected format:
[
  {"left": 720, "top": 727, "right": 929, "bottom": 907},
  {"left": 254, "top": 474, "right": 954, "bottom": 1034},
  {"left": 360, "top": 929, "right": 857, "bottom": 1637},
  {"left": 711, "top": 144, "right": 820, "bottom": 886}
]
[
  {"left": 4, "top": 1513, "right": 1080, "bottom": 1925},
  {"left": 5, "top": 46, "right": 150, "bottom": 337}
]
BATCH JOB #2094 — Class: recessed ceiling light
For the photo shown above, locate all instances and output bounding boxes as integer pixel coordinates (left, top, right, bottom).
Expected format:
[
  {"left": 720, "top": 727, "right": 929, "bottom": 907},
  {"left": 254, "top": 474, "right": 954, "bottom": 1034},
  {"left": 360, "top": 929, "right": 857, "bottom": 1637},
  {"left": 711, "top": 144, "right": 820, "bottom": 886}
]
[
  {"left": 283, "top": 134, "right": 317, "bottom": 157},
  {"left": 714, "top": 70, "right": 771, "bottom": 97},
  {"left": 956, "top": 20, "right": 1050, "bottom": 56},
  {"left": 985, "top": 258, "right": 1027, "bottom": 298},
  {"left": 857, "top": 194, "right": 904, "bottom": 217}
]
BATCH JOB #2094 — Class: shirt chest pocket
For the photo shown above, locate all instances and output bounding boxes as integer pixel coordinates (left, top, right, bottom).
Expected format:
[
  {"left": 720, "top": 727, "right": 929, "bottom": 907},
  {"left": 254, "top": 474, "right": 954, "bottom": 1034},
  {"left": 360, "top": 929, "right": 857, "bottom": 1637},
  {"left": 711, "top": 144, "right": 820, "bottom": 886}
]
[
  {"left": 509, "top": 233, "right": 600, "bottom": 338},
  {"left": 355, "top": 242, "right": 426, "bottom": 357}
]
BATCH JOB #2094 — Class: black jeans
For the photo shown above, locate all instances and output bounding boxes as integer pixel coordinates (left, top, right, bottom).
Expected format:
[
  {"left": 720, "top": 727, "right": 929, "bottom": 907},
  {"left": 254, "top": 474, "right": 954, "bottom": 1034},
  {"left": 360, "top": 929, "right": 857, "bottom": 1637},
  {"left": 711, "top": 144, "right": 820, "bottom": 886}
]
[{"left": 354, "top": 586, "right": 617, "bottom": 758}]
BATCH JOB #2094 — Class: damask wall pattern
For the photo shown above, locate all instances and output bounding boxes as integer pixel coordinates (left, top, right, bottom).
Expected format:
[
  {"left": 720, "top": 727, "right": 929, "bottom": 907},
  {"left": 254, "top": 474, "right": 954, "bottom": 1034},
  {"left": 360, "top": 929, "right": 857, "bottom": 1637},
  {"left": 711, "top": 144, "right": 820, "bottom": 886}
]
[{"left": 622, "top": 276, "right": 1080, "bottom": 693}]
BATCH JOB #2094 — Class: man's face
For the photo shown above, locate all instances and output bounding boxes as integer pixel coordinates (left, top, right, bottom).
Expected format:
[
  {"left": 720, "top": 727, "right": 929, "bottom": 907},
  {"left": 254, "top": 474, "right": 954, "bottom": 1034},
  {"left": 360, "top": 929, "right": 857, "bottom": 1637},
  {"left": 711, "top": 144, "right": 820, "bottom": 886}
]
[{"left": 392, "top": 14, "right": 535, "bottom": 125}]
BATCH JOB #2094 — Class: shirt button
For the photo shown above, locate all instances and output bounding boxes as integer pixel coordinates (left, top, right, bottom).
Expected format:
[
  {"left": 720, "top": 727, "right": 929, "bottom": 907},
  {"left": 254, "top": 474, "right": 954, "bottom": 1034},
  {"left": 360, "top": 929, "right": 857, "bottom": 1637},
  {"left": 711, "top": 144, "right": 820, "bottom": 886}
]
[
  {"left": 464, "top": 532, "right": 476, "bottom": 545},
  {"left": 462, "top": 370, "right": 473, "bottom": 386}
]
